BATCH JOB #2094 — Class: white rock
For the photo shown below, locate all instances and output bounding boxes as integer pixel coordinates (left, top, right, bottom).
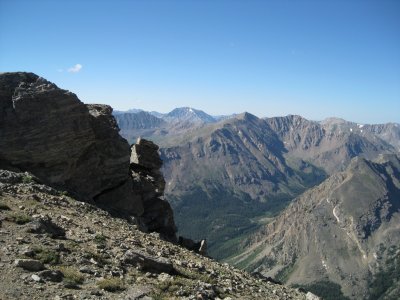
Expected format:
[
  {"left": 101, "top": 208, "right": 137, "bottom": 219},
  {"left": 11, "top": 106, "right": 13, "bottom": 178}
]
[
  {"left": 31, "top": 274, "right": 42, "bottom": 282},
  {"left": 306, "top": 291, "right": 321, "bottom": 300}
]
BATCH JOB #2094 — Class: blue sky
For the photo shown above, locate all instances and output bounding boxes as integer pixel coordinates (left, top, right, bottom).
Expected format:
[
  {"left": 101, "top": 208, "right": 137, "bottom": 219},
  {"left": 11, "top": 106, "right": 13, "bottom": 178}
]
[{"left": 1, "top": 0, "right": 399, "bottom": 123}]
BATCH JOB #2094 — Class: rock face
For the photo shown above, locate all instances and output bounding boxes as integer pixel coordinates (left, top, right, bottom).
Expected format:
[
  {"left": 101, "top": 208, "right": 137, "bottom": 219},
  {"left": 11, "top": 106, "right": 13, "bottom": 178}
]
[
  {"left": 0, "top": 72, "right": 176, "bottom": 240},
  {"left": 0, "top": 72, "right": 129, "bottom": 201},
  {"left": 130, "top": 138, "right": 177, "bottom": 241}
]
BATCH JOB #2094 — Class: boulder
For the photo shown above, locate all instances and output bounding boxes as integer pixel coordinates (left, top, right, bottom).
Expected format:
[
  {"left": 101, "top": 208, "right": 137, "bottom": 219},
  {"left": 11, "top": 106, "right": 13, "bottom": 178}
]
[
  {"left": 178, "top": 237, "right": 207, "bottom": 255},
  {"left": 14, "top": 259, "right": 45, "bottom": 271},
  {"left": 27, "top": 215, "right": 66, "bottom": 239},
  {"left": 37, "top": 270, "right": 64, "bottom": 282},
  {"left": 306, "top": 292, "right": 321, "bottom": 300},
  {"left": 122, "top": 249, "right": 174, "bottom": 274},
  {"left": 131, "top": 138, "right": 163, "bottom": 170}
]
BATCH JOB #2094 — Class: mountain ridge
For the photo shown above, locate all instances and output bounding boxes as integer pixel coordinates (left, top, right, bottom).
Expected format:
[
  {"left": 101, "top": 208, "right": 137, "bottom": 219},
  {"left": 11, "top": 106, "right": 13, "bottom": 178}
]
[
  {"left": 228, "top": 154, "right": 400, "bottom": 299},
  {"left": 115, "top": 107, "right": 399, "bottom": 262}
]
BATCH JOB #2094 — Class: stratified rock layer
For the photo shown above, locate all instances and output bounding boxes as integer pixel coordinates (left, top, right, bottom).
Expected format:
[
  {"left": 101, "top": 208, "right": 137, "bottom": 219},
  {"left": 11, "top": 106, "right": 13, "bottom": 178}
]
[
  {"left": 0, "top": 72, "right": 176, "bottom": 239},
  {"left": 130, "top": 139, "right": 176, "bottom": 241},
  {"left": 0, "top": 72, "right": 129, "bottom": 200}
]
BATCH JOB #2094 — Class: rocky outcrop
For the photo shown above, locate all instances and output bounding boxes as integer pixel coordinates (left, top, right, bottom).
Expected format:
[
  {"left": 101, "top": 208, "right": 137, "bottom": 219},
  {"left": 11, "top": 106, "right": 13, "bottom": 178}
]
[
  {"left": 130, "top": 138, "right": 177, "bottom": 241},
  {"left": 14, "top": 259, "right": 45, "bottom": 272},
  {"left": 0, "top": 72, "right": 129, "bottom": 201},
  {"left": 123, "top": 249, "right": 175, "bottom": 274},
  {"left": 26, "top": 215, "right": 66, "bottom": 239},
  {"left": 0, "top": 72, "right": 176, "bottom": 240}
]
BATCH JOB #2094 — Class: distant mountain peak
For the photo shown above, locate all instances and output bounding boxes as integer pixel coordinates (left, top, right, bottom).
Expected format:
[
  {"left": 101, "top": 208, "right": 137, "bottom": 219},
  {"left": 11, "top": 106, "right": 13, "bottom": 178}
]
[
  {"left": 165, "top": 107, "right": 216, "bottom": 123},
  {"left": 320, "top": 117, "right": 349, "bottom": 124},
  {"left": 235, "top": 112, "right": 259, "bottom": 122}
]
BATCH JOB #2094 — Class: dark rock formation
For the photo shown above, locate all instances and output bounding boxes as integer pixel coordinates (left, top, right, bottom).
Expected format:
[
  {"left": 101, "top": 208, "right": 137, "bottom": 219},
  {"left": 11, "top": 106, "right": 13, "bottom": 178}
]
[
  {"left": 0, "top": 72, "right": 129, "bottom": 201},
  {"left": 14, "top": 259, "right": 45, "bottom": 271},
  {"left": 123, "top": 249, "right": 175, "bottom": 274},
  {"left": 37, "top": 270, "right": 64, "bottom": 283},
  {"left": 0, "top": 72, "right": 176, "bottom": 240},
  {"left": 178, "top": 236, "right": 207, "bottom": 255},
  {"left": 27, "top": 215, "right": 66, "bottom": 239},
  {"left": 130, "top": 138, "right": 177, "bottom": 241}
]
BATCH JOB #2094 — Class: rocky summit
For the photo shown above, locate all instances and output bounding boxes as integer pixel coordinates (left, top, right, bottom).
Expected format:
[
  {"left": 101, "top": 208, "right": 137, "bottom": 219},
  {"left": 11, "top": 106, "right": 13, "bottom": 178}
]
[
  {"left": 0, "top": 73, "right": 129, "bottom": 202},
  {"left": 0, "top": 72, "right": 175, "bottom": 240},
  {"left": 0, "top": 72, "right": 309, "bottom": 299}
]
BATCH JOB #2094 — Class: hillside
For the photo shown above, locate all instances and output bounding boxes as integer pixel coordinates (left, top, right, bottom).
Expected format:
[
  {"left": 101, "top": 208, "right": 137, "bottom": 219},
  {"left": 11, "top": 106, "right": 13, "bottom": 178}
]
[
  {"left": 228, "top": 155, "right": 400, "bottom": 300},
  {"left": 0, "top": 169, "right": 307, "bottom": 300}
]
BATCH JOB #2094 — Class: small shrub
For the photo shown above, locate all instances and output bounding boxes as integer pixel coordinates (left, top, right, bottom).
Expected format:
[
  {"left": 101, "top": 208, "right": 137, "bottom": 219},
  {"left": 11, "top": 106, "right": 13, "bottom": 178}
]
[
  {"left": 22, "top": 174, "right": 34, "bottom": 184},
  {"left": 84, "top": 250, "right": 109, "bottom": 265},
  {"left": 275, "top": 262, "right": 296, "bottom": 283},
  {"left": 7, "top": 213, "right": 32, "bottom": 224},
  {"left": 94, "top": 234, "right": 107, "bottom": 245},
  {"left": 24, "top": 199, "right": 41, "bottom": 209},
  {"left": 97, "top": 278, "right": 125, "bottom": 292},
  {"left": 149, "top": 293, "right": 166, "bottom": 300},
  {"left": 0, "top": 202, "right": 11, "bottom": 211},
  {"left": 59, "top": 266, "right": 84, "bottom": 285},
  {"left": 59, "top": 190, "right": 68, "bottom": 196},
  {"left": 32, "top": 246, "right": 61, "bottom": 265},
  {"left": 175, "top": 267, "right": 216, "bottom": 284}
]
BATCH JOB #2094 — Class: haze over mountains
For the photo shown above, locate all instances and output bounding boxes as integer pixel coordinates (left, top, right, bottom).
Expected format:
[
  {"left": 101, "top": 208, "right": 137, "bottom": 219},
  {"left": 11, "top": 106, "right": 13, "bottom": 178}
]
[{"left": 115, "top": 107, "right": 400, "bottom": 299}]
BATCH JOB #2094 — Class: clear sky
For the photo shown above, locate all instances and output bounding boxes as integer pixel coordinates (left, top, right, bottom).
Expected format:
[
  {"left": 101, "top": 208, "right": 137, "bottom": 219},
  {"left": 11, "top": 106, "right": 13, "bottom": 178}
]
[{"left": 1, "top": 0, "right": 399, "bottom": 124}]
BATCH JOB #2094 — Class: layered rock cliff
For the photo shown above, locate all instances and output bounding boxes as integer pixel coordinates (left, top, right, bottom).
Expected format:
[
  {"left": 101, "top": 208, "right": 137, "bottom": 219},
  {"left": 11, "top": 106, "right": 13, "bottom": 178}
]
[{"left": 0, "top": 72, "right": 176, "bottom": 240}]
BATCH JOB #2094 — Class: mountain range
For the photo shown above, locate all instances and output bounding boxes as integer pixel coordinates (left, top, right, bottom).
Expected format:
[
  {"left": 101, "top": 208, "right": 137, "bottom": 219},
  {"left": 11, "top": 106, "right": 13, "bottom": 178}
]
[
  {"left": 228, "top": 154, "right": 400, "bottom": 300},
  {"left": 115, "top": 107, "right": 400, "bottom": 299}
]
